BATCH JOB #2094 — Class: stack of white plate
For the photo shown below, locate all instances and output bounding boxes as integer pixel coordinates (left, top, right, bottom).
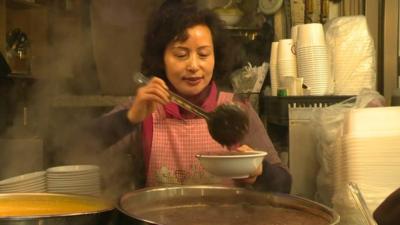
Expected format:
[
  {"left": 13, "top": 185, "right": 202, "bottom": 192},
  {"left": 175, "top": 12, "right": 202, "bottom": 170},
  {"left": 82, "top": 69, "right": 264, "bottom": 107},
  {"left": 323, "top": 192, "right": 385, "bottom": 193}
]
[
  {"left": 333, "top": 107, "right": 400, "bottom": 216},
  {"left": 46, "top": 165, "right": 101, "bottom": 196},
  {"left": 0, "top": 171, "right": 46, "bottom": 193}
]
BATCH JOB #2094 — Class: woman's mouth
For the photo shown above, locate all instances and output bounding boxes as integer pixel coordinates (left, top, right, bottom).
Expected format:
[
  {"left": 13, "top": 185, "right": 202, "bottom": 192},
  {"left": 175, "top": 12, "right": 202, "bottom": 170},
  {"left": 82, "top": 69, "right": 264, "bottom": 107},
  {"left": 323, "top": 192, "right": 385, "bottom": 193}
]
[{"left": 183, "top": 77, "right": 202, "bottom": 86}]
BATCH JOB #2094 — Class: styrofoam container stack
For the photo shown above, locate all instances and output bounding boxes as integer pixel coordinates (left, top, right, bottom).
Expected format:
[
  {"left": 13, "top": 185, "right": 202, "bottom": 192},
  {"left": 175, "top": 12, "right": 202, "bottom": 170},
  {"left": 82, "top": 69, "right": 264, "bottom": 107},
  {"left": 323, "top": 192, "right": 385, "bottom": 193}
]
[
  {"left": 333, "top": 106, "right": 400, "bottom": 222},
  {"left": 342, "top": 107, "right": 400, "bottom": 136}
]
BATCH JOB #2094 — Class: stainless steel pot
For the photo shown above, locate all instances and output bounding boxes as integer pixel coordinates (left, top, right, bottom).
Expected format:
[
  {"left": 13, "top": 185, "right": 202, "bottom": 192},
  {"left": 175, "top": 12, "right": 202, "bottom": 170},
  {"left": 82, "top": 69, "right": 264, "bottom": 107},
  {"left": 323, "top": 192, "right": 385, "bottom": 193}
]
[
  {"left": 0, "top": 193, "right": 115, "bottom": 225},
  {"left": 117, "top": 186, "right": 340, "bottom": 225}
]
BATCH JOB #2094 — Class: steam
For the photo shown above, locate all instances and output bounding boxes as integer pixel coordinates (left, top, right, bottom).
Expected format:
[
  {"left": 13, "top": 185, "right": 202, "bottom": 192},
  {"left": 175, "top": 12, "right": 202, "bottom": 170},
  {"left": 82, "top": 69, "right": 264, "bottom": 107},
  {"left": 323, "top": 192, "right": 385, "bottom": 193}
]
[{"left": 0, "top": 0, "right": 162, "bottom": 201}]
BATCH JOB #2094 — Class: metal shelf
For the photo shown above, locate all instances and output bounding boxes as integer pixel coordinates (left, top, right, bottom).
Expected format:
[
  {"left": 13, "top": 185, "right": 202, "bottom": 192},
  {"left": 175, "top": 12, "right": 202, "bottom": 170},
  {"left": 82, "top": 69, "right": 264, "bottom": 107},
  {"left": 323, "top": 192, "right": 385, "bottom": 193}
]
[{"left": 260, "top": 95, "right": 354, "bottom": 126}]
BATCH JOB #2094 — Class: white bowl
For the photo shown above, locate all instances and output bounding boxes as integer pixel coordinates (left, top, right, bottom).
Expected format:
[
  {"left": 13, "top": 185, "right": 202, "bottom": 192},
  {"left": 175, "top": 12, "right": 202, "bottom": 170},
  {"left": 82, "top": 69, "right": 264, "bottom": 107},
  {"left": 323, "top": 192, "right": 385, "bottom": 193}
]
[
  {"left": 214, "top": 5, "right": 243, "bottom": 26},
  {"left": 217, "top": 14, "right": 242, "bottom": 26},
  {"left": 196, "top": 150, "right": 267, "bottom": 178}
]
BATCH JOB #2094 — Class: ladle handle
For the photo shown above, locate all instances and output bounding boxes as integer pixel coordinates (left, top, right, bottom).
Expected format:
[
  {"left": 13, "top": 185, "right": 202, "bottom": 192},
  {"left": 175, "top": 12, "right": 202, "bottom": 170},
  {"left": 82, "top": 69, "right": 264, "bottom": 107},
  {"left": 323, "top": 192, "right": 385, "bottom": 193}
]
[
  {"left": 133, "top": 72, "right": 210, "bottom": 120},
  {"left": 348, "top": 182, "right": 377, "bottom": 225}
]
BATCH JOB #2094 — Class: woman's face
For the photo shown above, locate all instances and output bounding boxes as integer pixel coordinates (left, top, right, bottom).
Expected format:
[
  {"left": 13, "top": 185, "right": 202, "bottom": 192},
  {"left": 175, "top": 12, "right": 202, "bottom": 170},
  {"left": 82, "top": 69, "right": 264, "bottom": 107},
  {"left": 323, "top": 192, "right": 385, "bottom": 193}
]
[{"left": 164, "top": 24, "right": 215, "bottom": 97}]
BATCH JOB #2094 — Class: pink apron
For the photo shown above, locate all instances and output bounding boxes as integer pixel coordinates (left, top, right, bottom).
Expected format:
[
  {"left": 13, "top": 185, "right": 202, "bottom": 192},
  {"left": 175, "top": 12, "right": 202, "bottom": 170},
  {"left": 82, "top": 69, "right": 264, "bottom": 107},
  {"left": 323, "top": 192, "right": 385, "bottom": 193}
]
[{"left": 146, "top": 92, "right": 235, "bottom": 186}]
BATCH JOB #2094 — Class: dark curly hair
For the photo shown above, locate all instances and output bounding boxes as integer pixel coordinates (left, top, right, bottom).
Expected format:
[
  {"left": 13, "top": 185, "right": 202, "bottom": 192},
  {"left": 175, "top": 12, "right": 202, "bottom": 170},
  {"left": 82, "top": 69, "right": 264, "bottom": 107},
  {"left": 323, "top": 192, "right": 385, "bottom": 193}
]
[{"left": 140, "top": 0, "right": 238, "bottom": 83}]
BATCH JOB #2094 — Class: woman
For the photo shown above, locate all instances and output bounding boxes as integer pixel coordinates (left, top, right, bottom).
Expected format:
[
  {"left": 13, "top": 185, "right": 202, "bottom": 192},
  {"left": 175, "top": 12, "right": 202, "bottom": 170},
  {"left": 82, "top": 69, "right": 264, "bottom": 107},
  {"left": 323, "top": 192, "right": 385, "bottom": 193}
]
[{"left": 84, "top": 0, "right": 291, "bottom": 192}]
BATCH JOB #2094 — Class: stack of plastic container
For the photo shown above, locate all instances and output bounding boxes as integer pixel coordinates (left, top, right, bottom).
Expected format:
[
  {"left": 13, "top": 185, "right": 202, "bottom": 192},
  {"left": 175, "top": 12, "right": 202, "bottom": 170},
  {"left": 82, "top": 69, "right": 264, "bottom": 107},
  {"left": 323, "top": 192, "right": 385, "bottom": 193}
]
[{"left": 333, "top": 106, "right": 400, "bottom": 225}]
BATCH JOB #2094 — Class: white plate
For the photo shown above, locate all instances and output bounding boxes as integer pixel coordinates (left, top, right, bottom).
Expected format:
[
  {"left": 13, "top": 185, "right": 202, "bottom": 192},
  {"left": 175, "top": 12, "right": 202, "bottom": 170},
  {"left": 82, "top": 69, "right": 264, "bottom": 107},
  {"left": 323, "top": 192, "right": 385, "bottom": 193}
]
[
  {"left": 0, "top": 187, "right": 46, "bottom": 193},
  {"left": 0, "top": 178, "right": 46, "bottom": 188},
  {"left": 0, "top": 180, "right": 45, "bottom": 188},
  {"left": 47, "top": 187, "right": 100, "bottom": 192},
  {"left": 47, "top": 181, "right": 100, "bottom": 188},
  {"left": 47, "top": 176, "right": 99, "bottom": 182},
  {"left": 46, "top": 173, "right": 99, "bottom": 179},
  {"left": 47, "top": 165, "right": 99, "bottom": 173},
  {"left": 0, "top": 171, "right": 45, "bottom": 186},
  {"left": 258, "top": 0, "right": 283, "bottom": 15}
]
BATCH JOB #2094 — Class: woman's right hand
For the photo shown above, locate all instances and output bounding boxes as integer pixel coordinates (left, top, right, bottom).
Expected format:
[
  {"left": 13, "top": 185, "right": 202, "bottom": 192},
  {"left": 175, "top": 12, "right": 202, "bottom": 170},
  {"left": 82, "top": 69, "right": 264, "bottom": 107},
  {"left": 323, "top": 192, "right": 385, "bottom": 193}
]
[
  {"left": 127, "top": 77, "right": 170, "bottom": 123},
  {"left": 233, "top": 145, "right": 263, "bottom": 185}
]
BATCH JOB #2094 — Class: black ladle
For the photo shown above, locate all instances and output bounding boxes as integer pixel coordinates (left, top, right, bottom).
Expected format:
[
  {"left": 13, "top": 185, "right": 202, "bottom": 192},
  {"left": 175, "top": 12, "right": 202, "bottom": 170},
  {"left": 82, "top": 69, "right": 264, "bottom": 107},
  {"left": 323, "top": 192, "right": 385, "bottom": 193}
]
[{"left": 133, "top": 72, "right": 249, "bottom": 146}]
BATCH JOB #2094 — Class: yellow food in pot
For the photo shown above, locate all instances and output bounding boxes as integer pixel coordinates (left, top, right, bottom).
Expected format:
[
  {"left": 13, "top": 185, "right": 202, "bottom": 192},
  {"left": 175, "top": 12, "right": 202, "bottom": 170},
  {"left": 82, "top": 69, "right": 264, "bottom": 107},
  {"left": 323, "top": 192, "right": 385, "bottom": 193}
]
[{"left": 0, "top": 193, "right": 113, "bottom": 217}]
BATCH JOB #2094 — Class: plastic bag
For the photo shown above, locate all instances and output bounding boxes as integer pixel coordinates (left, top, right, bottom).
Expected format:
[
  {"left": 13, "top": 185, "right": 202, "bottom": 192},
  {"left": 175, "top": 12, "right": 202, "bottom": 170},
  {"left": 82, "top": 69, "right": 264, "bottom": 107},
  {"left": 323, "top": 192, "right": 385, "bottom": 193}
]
[
  {"left": 325, "top": 16, "right": 377, "bottom": 95},
  {"left": 230, "top": 62, "right": 268, "bottom": 94},
  {"left": 311, "top": 89, "right": 384, "bottom": 209},
  {"left": 312, "top": 97, "right": 355, "bottom": 206},
  {"left": 230, "top": 62, "right": 268, "bottom": 113}
]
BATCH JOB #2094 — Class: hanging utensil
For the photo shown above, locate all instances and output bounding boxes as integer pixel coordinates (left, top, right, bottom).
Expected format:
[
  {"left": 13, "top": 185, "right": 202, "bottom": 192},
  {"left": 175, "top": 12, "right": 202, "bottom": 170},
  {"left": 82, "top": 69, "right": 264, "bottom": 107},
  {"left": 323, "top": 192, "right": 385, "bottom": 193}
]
[{"left": 133, "top": 72, "right": 249, "bottom": 147}]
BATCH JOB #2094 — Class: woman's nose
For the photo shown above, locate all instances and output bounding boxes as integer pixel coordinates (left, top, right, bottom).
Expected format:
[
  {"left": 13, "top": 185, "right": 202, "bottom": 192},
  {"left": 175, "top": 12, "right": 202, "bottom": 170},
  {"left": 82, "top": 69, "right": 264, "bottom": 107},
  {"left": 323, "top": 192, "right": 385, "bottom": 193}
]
[{"left": 187, "top": 56, "right": 199, "bottom": 72}]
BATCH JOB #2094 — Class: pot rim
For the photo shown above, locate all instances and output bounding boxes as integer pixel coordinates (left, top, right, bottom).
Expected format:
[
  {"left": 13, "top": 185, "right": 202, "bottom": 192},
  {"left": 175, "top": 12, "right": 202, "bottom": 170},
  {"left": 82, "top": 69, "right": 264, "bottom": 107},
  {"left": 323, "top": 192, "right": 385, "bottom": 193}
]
[{"left": 117, "top": 185, "right": 340, "bottom": 225}]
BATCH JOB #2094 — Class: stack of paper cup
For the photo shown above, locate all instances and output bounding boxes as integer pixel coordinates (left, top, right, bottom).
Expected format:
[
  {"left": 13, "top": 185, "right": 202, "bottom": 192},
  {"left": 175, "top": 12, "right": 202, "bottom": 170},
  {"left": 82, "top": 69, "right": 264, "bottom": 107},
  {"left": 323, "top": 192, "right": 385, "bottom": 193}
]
[
  {"left": 269, "top": 42, "right": 279, "bottom": 96},
  {"left": 278, "top": 39, "right": 298, "bottom": 82},
  {"left": 296, "top": 23, "right": 330, "bottom": 95},
  {"left": 291, "top": 25, "right": 299, "bottom": 46}
]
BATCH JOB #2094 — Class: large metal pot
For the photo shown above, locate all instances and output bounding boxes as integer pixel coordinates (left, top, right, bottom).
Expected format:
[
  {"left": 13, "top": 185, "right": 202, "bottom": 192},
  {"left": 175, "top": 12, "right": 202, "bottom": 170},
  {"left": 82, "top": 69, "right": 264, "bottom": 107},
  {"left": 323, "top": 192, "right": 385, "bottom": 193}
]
[
  {"left": 117, "top": 186, "right": 340, "bottom": 225},
  {"left": 0, "top": 193, "right": 115, "bottom": 225}
]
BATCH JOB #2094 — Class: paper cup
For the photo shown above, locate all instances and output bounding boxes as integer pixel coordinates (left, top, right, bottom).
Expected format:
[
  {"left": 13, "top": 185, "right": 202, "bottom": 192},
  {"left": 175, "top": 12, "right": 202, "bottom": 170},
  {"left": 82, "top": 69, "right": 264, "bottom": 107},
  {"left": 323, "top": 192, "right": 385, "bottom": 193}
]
[
  {"left": 297, "top": 23, "right": 326, "bottom": 49},
  {"left": 278, "top": 39, "right": 296, "bottom": 61},
  {"left": 270, "top": 42, "right": 279, "bottom": 65}
]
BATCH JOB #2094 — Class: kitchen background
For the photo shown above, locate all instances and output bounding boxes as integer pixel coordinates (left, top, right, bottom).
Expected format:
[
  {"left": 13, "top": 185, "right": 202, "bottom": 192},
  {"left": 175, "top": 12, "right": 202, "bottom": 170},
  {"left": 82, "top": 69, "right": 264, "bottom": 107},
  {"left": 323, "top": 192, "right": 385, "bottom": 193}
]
[{"left": 0, "top": 0, "right": 399, "bottom": 208}]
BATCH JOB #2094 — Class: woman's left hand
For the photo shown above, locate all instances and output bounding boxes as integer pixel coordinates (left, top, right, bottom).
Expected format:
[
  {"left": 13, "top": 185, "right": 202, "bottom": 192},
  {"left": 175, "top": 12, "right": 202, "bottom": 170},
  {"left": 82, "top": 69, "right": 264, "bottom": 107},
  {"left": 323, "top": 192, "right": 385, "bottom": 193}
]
[{"left": 233, "top": 145, "right": 263, "bottom": 184}]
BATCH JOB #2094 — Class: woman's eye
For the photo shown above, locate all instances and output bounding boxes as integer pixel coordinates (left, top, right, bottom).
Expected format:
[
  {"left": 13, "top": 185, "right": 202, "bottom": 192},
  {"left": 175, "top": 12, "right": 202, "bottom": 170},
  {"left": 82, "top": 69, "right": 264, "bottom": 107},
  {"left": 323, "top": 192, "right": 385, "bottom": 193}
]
[
  {"left": 174, "top": 53, "right": 187, "bottom": 58},
  {"left": 199, "top": 54, "right": 210, "bottom": 58},
  {"left": 171, "top": 49, "right": 188, "bottom": 58},
  {"left": 198, "top": 48, "right": 212, "bottom": 58},
  {"left": 198, "top": 52, "right": 210, "bottom": 58}
]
